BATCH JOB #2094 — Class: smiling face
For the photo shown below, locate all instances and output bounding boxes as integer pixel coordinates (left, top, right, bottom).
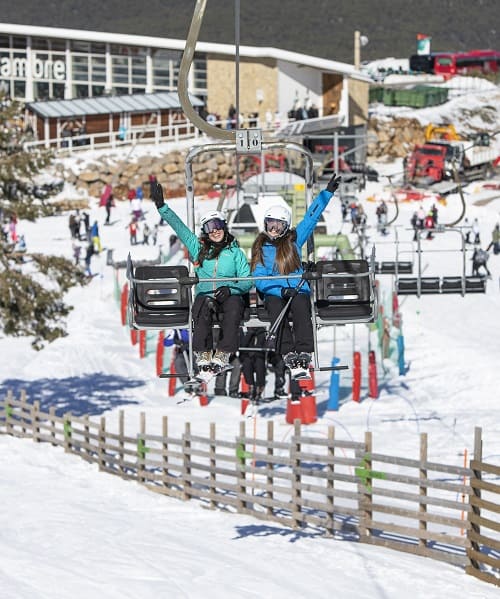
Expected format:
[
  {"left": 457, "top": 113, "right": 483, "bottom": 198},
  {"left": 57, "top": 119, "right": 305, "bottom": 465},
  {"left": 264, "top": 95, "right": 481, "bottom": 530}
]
[
  {"left": 264, "top": 217, "right": 288, "bottom": 239},
  {"left": 208, "top": 228, "right": 225, "bottom": 242},
  {"left": 202, "top": 217, "right": 226, "bottom": 242}
]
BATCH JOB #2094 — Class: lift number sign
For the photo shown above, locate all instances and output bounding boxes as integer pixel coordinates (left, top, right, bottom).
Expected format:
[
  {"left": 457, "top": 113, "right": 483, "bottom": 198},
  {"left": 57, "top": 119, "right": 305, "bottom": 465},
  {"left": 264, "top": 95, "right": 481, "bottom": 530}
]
[{"left": 236, "top": 129, "right": 263, "bottom": 154}]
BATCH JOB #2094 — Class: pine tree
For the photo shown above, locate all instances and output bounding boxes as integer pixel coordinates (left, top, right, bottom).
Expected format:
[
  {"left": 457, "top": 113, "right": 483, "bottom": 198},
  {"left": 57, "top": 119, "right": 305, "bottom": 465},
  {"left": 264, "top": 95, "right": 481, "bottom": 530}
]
[{"left": 0, "top": 94, "right": 87, "bottom": 349}]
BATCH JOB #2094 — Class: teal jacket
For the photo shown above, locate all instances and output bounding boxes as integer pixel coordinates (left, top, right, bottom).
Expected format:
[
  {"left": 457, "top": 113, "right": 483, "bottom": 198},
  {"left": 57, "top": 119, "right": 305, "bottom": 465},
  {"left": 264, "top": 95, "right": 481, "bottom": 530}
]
[{"left": 158, "top": 203, "right": 252, "bottom": 297}]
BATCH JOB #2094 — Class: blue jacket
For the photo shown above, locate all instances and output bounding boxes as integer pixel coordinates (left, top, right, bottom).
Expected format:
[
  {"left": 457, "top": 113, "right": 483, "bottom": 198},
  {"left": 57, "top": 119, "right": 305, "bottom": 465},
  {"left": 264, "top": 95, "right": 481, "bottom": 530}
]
[
  {"left": 158, "top": 203, "right": 252, "bottom": 297},
  {"left": 252, "top": 189, "right": 334, "bottom": 297}
]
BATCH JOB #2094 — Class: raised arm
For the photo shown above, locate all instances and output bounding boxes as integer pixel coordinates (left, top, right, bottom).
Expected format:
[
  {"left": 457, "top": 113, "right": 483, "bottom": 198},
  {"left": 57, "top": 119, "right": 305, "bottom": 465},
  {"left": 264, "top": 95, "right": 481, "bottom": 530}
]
[
  {"left": 296, "top": 174, "right": 341, "bottom": 247},
  {"left": 151, "top": 181, "right": 201, "bottom": 260}
]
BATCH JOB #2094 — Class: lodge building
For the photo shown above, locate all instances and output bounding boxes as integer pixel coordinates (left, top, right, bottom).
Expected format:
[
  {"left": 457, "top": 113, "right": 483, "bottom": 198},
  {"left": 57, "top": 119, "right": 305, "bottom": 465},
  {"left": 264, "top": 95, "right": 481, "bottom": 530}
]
[{"left": 0, "top": 23, "right": 371, "bottom": 147}]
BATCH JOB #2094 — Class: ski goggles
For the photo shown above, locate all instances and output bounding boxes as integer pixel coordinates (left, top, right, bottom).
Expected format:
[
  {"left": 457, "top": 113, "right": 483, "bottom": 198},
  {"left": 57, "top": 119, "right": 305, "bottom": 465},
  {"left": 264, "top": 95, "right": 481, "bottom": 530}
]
[
  {"left": 202, "top": 218, "right": 226, "bottom": 234},
  {"left": 264, "top": 218, "right": 288, "bottom": 235}
]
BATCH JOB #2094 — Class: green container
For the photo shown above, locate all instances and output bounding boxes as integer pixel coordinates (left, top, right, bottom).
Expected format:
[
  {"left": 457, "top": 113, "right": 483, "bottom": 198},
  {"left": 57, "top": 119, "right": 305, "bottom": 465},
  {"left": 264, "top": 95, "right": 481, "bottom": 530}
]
[{"left": 382, "top": 85, "right": 449, "bottom": 108}]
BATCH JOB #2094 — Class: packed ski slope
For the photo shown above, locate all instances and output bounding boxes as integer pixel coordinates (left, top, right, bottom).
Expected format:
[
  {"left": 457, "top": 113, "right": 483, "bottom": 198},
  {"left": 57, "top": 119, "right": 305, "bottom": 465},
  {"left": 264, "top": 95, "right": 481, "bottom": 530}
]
[
  {"left": 1, "top": 166, "right": 500, "bottom": 598},
  {"left": 1, "top": 73, "right": 500, "bottom": 596}
]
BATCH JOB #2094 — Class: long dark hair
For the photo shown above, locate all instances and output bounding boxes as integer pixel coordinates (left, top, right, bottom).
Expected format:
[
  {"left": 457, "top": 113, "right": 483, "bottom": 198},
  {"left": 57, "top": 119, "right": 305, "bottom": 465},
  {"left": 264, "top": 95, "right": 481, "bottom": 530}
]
[
  {"left": 198, "top": 229, "right": 236, "bottom": 265},
  {"left": 250, "top": 229, "right": 301, "bottom": 274}
]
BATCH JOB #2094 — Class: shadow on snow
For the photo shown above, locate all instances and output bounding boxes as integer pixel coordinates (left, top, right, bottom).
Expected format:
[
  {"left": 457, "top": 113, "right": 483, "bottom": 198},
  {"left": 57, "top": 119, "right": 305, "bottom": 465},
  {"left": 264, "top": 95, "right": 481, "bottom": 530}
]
[{"left": 0, "top": 372, "right": 145, "bottom": 417}]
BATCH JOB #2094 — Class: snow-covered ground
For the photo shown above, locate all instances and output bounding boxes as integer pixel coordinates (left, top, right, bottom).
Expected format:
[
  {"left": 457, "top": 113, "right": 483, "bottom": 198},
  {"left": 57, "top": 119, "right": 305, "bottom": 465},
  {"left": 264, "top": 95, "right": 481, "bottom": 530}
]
[{"left": 1, "top": 76, "right": 500, "bottom": 598}]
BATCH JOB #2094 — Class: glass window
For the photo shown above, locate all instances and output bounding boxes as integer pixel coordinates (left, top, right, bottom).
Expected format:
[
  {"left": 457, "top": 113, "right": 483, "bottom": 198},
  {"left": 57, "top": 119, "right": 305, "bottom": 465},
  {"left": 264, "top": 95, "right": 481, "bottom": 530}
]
[
  {"left": 131, "top": 56, "right": 147, "bottom": 85},
  {"left": 92, "top": 84, "right": 105, "bottom": 96},
  {"left": 113, "top": 86, "right": 129, "bottom": 95},
  {"left": 34, "top": 81, "right": 50, "bottom": 100},
  {"left": 12, "top": 37, "right": 27, "bottom": 49},
  {"left": 53, "top": 83, "right": 65, "bottom": 99},
  {"left": 0, "top": 36, "right": 9, "bottom": 48},
  {"left": 72, "top": 41, "right": 91, "bottom": 53},
  {"left": 90, "top": 43, "right": 106, "bottom": 54},
  {"left": 74, "top": 83, "right": 90, "bottom": 98},
  {"left": 32, "top": 38, "right": 49, "bottom": 51},
  {"left": 12, "top": 53, "right": 28, "bottom": 78},
  {"left": 110, "top": 45, "right": 130, "bottom": 56},
  {"left": 91, "top": 56, "right": 106, "bottom": 81},
  {"left": 171, "top": 60, "right": 181, "bottom": 89},
  {"left": 153, "top": 48, "right": 182, "bottom": 61},
  {"left": 112, "top": 57, "right": 129, "bottom": 84},
  {"left": 50, "top": 39, "right": 66, "bottom": 52},
  {"left": 153, "top": 73, "right": 170, "bottom": 88},
  {"left": 13, "top": 80, "right": 26, "bottom": 97},
  {"left": 72, "top": 55, "right": 89, "bottom": 81}
]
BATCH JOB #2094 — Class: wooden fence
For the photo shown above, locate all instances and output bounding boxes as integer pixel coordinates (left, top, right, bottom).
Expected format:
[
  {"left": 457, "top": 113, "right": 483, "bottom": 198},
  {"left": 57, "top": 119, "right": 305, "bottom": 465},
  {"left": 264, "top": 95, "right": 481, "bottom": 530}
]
[{"left": 1, "top": 390, "right": 498, "bottom": 587}]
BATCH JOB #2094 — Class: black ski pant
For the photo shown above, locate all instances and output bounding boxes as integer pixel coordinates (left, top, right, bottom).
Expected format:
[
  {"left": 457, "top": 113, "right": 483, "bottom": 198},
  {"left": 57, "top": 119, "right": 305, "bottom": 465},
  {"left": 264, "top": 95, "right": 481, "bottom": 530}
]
[
  {"left": 214, "top": 356, "right": 241, "bottom": 394},
  {"left": 264, "top": 293, "right": 313, "bottom": 355},
  {"left": 241, "top": 352, "right": 266, "bottom": 387},
  {"left": 192, "top": 294, "right": 244, "bottom": 353}
]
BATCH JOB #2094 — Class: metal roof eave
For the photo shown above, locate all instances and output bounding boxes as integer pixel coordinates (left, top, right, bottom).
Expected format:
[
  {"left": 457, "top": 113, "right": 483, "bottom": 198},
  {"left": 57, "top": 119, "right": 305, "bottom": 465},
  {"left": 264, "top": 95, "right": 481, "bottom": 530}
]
[
  {"left": 26, "top": 92, "right": 203, "bottom": 119},
  {"left": 0, "top": 22, "right": 369, "bottom": 81}
]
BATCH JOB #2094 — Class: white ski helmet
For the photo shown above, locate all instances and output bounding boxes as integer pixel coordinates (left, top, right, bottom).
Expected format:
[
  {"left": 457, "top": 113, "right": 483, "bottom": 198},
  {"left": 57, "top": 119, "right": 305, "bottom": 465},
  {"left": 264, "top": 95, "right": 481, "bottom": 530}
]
[
  {"left": 263, "top": 204, "right": 291, "bottom": 238},
  {"left": 199, "top": 210, "right": 226, "bottom": 234}
]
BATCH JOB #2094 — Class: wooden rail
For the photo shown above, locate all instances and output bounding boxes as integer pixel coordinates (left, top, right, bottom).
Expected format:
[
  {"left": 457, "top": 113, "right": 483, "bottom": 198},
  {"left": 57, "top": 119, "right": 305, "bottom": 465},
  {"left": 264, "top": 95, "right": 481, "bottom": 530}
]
[{"left": 1, "top": 392, "right": 498, "bottom": 587}]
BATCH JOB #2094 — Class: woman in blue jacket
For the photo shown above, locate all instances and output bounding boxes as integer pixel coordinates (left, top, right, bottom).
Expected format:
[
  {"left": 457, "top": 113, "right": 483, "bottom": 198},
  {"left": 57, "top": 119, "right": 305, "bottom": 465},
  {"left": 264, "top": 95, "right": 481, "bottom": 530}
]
[
  {"left": 250, "top": 174, "right": 340, "bottom": 378},
  {"left": 151, "top": 182, "right": 252, "bottom": 373}
]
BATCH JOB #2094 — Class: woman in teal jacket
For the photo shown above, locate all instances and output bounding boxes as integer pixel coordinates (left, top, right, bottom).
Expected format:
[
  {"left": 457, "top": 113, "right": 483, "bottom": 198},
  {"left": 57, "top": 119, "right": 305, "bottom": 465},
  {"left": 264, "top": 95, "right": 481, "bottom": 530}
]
[{"left": 151, "top": 182, "right": 252, "bottom": 371}]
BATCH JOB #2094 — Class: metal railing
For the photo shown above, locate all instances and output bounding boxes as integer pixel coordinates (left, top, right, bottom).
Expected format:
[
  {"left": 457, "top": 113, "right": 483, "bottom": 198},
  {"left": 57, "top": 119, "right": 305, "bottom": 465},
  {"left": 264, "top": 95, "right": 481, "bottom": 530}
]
[{"left": 23, "top": 117, "right": 287, "bottom": 156}]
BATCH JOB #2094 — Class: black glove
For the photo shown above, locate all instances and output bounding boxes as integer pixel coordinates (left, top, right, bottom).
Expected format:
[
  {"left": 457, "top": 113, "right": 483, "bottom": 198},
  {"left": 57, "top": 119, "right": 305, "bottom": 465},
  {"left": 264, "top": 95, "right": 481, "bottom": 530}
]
[
  {"left": 281, "top": 287, "right": 295, "bottom": 299},
  {"left": 150, "top": 181, "right": 165, "bottom": 209},
  {"left": 214, "top": 286, "right": 231, "bottom": 303},
  {"left": 326, "top": 173, "right": 341, "bottom": 193}
]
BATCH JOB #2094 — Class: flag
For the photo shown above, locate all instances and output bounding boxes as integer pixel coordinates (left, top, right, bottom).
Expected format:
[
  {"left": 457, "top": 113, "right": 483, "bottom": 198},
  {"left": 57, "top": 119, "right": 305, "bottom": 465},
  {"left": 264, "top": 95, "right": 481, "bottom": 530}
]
[{"left": 416, "top": 34, "right": 431, "bottom": 55}]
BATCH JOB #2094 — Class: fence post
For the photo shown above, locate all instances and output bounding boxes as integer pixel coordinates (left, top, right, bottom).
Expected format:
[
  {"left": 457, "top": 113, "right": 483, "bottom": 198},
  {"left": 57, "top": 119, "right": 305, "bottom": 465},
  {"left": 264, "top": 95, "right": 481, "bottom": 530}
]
[
  {"left": 84, "top": 415, "right": 90, "bottom": 460},
  {"left": 20, "top": 389, "right": 27, "bottom": 435},
  {"left": 358, "top": 431, "right": 373, "bottom": 540},
  {"left": 182, "top": 422, "right": 191, "bottom": 501},
  {"left": 209, "top": 422, "right": 216, "bottom": 510},
  {"left": 266, "top": 420, "right": 274, "bottom": 518},
  {"left": 291, "top": 419, "right": 302, "bottom": 529},
  {"left": 118, "top": 410, "right": 125, "bottom": 476},
  {"left": 98, "top": 416, "right": 106, "bottom": 471},
  {"left": 419, "top": 432, "right": 428, "bottom": 548},
  {"left": 49, "top": 406, "right": 56, "bottom": 446},
  {"left": 31, "top": 400, "right": 40, "bottom": 443},
  {"left": 63, "top": 412, "right": 72, "bottom": 453},
  {"left": 237, "top": 421, "right": 247, "bottom": 512},
  {"left": 138, "top": 412, "right": 146, "bottom": 484},
  {"left": 162, "top": 416, "right": 169, "bottom": 492},
  {"left": 326, "top": 425, "right": 335, "bottom": 536},
  {"left": 466, "top": 426, "right": 483, "bottom": 572},
  {"left": 5, "top": 390, "right": 13, "bottom": 436}
]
